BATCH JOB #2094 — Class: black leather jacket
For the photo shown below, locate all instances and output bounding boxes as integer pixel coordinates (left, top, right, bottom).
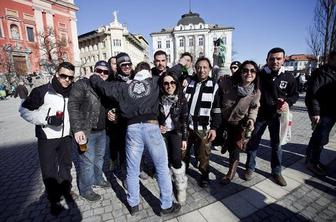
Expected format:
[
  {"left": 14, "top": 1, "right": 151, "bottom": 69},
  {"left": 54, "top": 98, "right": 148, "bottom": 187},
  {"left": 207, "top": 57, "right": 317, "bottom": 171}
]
[
  {"left": 68, "top": 78, "right": 105, "bottom": 137},
  {"left": 158, "top": 95, "right": 189, "bottom": 140},
  {"left": 305, "top": 64, "right": 336, "bottom": 117}
]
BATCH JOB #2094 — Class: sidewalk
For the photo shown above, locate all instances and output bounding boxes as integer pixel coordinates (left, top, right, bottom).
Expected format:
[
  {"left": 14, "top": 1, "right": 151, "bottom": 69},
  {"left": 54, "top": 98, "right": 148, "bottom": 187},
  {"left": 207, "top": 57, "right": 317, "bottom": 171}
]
[{"left": 0, "top": 95, "right": 335, "bottom": 222}]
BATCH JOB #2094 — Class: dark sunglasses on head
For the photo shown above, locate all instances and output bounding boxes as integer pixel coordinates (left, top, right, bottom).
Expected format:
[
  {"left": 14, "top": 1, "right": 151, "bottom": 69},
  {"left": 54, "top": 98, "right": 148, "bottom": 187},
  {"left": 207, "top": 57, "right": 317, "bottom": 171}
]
[
  {"left": 163, "top": 81, "right": 176, "bottom": 86},
  {"left": 95, "top": 68, "right": 109, "bottom": 75},
  {"left": 59, "top": 73, "right": 74, "bottom": 81},
  {"left": 242, "top": 68, "right": 257, "bottom": 74},
  {"left": 121, "top": 63, "right": 132, "bottom": 67}
]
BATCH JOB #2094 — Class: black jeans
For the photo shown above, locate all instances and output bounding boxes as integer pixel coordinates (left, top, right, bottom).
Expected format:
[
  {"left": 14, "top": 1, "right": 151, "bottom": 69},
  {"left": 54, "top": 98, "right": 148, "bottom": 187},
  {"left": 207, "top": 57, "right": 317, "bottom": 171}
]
[
  {"left": 163, "top": 130, "right": 182, "bottom": 169},
  {"left": 306, "top": 116, "right": 336, "bottom": 164},
  {"left": 38, "top": 136, "right": 73, "bottom": 202}
]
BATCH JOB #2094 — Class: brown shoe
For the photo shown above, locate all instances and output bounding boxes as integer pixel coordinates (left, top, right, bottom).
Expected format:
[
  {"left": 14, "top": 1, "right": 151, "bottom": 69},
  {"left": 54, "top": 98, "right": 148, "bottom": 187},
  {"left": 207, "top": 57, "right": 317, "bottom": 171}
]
[
  {"left": 272, "top": 174, "right": 287, "bottom": 186},
  {"left": 221, "top": 160, "right": 239, "bottom": 185},
  {"left": 243, "top": 169, "right": 253, "bottom": 181}
]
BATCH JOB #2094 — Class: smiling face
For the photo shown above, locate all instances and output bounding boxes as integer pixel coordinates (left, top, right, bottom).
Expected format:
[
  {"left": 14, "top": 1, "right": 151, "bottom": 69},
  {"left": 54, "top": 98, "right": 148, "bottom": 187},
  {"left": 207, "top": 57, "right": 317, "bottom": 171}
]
[
  {"left": 162, "top": 75, "right": 177, "bottom": 95},
  {"left": 56, "top": 67, "right": 74, "bottom": 88},
  {"left": 120, "top": 63, "right": 132, "bottom": 76},
  {"left": 196, "top": 60, "right": 211, "bottom": 81},
  {"left": 241, "top": 63, "right": 257, "bottom": 86}
]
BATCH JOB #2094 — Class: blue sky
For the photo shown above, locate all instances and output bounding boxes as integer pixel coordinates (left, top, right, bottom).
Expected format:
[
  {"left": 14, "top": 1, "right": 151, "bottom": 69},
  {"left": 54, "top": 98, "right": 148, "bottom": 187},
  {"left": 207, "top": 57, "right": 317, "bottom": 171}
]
[{"left": 75, "top": 0, "right": 316, "bottom": 65}]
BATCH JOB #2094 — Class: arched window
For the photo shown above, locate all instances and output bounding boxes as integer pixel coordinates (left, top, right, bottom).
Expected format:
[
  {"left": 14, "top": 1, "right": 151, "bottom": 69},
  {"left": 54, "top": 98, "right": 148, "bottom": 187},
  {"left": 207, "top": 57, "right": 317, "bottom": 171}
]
[{"left": 10, "top": 24, "right": 20, "bottom": 40}]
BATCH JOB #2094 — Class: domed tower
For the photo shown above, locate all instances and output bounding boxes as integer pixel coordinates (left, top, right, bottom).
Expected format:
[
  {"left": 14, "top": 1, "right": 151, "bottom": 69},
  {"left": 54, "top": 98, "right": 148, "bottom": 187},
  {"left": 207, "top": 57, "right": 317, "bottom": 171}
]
[{"left": 151, "top": 11, "right": 234, "bottom": 71}]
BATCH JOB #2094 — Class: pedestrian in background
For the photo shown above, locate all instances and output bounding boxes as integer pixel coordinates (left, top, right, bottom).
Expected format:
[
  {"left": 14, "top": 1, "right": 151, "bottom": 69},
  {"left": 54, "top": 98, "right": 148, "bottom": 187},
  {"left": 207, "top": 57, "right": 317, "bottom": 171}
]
[
  {"left": 14, "top": 81, "right": 28, "bottom": 100},
  {"left": 305, "top": 51, "right": 336, "bottom": 176}
]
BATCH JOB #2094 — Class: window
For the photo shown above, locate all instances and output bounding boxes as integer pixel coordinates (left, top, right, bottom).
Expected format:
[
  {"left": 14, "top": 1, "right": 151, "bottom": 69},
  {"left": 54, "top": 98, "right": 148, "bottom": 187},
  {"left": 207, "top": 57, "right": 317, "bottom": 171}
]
[
  {"left": 167, "top": 54, "right": 171, "bottom": 63},
  {"left": 26, "top": 27, "right": 34, "bottom": 42},
  {"left": 166, "top": 40, "right": 170, "bottom": 48},
  {"left": 0, "top": 25, "right": 3, "bottom": 38},
  {"left": 10, "top": 24, "right": 20, "bottom": 40},
  {"left": 157, "top": 40, "right": 162, "bottom": 49},
  {"left": 189, "top": 37, "right": 194, "bottom": 47},
  {"left": 60, "top": 32, "right": 68, "bottom": 46},
  {"left": 179, "top": 38, "right": 184, "bottom": 47},
  {"left": 113, "top": 39, "right": 121, "bottom": 46},
  {"left": 198, "top": 37, "right": 204, "bottom": 46},
  {"left": 103, "top": 53, "right": 107, "bottom": 60}
]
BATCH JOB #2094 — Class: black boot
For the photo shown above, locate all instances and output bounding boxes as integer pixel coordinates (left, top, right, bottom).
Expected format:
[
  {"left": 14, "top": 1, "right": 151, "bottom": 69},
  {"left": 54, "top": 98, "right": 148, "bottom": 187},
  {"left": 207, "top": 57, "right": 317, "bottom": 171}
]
[
  {"left": 199, "top": 172, "right": 209, "bottom": 188},
  {"left": 50, "top": 202, "right": 65, "bottom": 216},
  {"left": 44, "top": 178, "right": 62, "bottom": 203},
  {"left": 60, "top": 180, "right": 76, "bottom": 203}
]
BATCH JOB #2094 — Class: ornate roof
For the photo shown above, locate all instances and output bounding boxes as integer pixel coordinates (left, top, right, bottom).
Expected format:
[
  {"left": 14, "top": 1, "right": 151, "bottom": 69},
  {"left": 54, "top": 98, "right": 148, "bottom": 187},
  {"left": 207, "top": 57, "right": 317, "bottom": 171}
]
[{"left": 177, "top": 11, "right": 205, "bottom": 26}]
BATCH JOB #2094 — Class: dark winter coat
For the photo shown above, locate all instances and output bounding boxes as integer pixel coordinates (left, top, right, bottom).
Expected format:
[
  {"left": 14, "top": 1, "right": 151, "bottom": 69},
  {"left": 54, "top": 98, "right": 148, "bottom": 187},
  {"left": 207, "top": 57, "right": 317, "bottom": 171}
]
[{"left": 305, "top": 64, "right": 336, "bottom": 117}]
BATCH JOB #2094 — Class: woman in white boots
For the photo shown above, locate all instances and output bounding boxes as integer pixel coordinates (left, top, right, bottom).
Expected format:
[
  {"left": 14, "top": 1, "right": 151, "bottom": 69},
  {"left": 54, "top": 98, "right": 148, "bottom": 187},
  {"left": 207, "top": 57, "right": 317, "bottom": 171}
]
[{"left": 159, "top": 72, "right": 189, "bottom": 204}]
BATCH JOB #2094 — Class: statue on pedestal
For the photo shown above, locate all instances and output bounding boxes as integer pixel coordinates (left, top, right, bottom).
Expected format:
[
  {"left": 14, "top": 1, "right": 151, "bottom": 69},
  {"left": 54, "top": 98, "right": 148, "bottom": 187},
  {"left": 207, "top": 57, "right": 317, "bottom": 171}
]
[{"left": 212, "top": 38, "right": 227, "bottom": 79}]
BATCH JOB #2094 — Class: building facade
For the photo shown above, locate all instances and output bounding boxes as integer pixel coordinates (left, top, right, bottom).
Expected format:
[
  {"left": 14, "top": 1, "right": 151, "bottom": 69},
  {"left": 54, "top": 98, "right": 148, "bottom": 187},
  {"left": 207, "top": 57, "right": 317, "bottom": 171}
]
[
  {"left": 0, "top": 0, "right": 79, "bottom": 77},
  {"left": 150, "top": 11, "right": 234, "bottom": 68},
  {"left": 78, "top": 12, "right": 149, "bottom": 74},
  {"left": 284, "top": 54, "right": 318, "bottom": 75}
]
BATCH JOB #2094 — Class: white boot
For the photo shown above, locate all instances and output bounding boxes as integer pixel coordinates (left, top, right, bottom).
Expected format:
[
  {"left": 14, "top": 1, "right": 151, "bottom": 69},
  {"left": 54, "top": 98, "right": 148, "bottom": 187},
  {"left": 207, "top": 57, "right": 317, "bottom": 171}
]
[{"left": 171, "top": 162, "right": 188, "bottom": 204}]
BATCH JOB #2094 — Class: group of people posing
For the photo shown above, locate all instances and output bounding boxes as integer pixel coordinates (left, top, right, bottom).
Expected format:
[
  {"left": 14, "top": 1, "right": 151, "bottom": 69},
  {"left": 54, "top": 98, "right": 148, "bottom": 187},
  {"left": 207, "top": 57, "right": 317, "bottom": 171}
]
[{"left": 19, "top": 47, "right": 336, "bottom": 217}]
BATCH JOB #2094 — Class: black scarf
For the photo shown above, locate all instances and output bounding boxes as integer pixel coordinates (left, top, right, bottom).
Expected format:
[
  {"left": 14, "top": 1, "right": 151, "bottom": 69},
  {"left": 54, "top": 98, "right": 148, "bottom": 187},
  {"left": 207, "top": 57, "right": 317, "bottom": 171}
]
[{"left": 52, "top": 76, "right": 72, "bottom": 98}]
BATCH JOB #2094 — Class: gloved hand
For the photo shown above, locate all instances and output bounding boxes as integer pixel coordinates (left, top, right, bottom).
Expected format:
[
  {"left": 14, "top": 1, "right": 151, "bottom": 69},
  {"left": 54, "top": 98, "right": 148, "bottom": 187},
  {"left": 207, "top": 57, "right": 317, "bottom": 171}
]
[{"left": 47, "top": 115, "right": 63, "bottom": 126}]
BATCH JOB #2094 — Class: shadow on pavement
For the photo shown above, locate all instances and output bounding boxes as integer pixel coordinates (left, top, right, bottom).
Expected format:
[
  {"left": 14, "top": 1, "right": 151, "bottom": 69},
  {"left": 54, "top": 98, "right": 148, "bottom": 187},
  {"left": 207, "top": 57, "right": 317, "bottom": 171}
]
[{"left": 0, "top": 141, "right": 82, "bottom": 221}]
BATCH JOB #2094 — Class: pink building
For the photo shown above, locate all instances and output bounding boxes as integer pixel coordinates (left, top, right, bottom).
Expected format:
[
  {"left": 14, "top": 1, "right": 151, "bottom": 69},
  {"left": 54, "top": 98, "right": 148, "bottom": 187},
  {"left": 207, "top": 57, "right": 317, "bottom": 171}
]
[{"left": 0, "top": 0, "right": 79, "bottom": 76}]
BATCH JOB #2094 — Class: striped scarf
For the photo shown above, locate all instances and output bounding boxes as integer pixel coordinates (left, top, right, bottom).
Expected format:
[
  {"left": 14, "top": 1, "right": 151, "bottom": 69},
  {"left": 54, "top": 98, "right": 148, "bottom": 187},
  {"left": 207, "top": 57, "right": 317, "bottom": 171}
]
[{"left": 184, "top": 78, "right": 218, "bottom": 131}]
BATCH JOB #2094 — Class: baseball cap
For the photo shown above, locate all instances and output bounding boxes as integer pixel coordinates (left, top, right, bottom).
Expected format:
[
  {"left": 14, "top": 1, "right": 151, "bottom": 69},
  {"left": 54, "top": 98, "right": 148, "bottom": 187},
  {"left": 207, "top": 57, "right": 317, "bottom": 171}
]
[
  {"left": 230, "top": 61, "right": 241, "bottom": 68},
  {"left": 116, "top": 52, "right": 132, "bottom": 67},
  {"left": 94, "top": 60, "right": 109, "bottom": 70}
]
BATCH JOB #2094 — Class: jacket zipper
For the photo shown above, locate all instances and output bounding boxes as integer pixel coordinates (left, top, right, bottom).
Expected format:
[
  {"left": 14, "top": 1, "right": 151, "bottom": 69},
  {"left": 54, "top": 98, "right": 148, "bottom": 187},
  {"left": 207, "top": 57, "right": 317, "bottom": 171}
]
[{"left": 61, "top": 97, "right": 65, "bottom": 137}]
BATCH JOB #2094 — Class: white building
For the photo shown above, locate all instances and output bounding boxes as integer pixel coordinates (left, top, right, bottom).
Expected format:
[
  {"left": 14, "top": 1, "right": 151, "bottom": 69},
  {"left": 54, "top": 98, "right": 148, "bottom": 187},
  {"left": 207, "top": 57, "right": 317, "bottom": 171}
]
[
  {"left": 284, "top": 54, "right": 318, "bottom": 75},
  {"left": 78, "top": 12, "right": 149, "bottom": 74},
  {"left": 150, "top": 11, "right": 234, "bottom": 68}
]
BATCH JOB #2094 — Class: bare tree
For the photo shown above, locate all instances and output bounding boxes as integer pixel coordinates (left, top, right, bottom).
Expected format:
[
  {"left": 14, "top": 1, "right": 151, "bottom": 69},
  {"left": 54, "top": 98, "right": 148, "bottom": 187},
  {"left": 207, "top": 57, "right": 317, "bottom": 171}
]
[
  {"left": 308, "top": 0, "right": 336, "bottom": 63},
  {"left": 0, "top": 45, "right": 17, "bottom": 84},
  {"left": 39, "top": 27, "right": 69, "bottom": 75}
]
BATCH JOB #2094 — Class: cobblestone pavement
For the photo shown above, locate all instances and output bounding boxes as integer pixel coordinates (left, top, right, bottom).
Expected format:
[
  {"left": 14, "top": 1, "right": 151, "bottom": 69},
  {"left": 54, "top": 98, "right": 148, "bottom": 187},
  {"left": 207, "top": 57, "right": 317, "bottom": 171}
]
[{"left": 0, "top": 94, "right": 335, "bottom": 222}]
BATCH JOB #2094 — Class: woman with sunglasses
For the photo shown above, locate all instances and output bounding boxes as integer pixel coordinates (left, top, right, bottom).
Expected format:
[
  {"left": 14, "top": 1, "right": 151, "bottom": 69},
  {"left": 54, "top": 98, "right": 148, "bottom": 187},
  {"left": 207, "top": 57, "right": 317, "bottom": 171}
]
[
  {"left": 216, "top": 60, "right": 261, "bottom": 185},
  {"left": 158, "top": 72, "right": 189, "bottom": 204}
]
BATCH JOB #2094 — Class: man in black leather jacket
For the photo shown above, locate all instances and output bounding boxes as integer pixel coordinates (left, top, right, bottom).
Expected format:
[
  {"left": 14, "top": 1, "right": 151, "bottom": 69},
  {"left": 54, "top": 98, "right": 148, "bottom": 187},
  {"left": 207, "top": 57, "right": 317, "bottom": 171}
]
[{"left": 68, "top": 61, "right": 111, "bottom": 202}]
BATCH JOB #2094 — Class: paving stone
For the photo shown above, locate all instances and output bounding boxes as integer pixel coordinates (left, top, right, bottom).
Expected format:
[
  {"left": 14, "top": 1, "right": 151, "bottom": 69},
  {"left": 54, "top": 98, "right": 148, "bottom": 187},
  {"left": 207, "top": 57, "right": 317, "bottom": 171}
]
[
  {"left": 177, "top": 211, "right": 206, "bottom": 222},
  {"left": 199, "top": 201, "right": 239, "bottom": 222}
]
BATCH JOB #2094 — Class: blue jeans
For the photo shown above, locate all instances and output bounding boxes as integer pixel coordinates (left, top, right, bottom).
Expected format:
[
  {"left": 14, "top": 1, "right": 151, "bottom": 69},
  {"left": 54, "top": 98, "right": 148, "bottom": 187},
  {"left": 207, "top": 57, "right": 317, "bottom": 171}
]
[
  {"left": 78, "top": 130, "right": 106, "bottom": 195},
  {"left": 306, "top": 116, "right": 336, "bottom": 164},
  {"left": 245, "top": 116, "right": 282, "bottom": 175},
  {"left": 125, "top": 123, "right": 172, "bottom": 209}
]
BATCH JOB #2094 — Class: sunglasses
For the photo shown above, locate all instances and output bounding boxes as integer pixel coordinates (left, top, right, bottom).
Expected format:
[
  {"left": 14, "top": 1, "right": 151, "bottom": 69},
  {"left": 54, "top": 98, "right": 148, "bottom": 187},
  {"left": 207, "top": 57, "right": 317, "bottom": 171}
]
[
  {"left": 95, "top": 68, "right": 109, "bottom": 75},
  {"left": 163, "top": 81, "right": 176, "bottom": 86},
  {"left": 121, "top": 63, "right": 132, "bottom": 67},
  {"left": 59, "top": 73, "right": 74, "bottom": 81},
  {"left": 230, "top": 66, "right": 239, "bottom": 70},
  {"left": 242, "top": 68, "right": 257, "bottom": 74}
]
